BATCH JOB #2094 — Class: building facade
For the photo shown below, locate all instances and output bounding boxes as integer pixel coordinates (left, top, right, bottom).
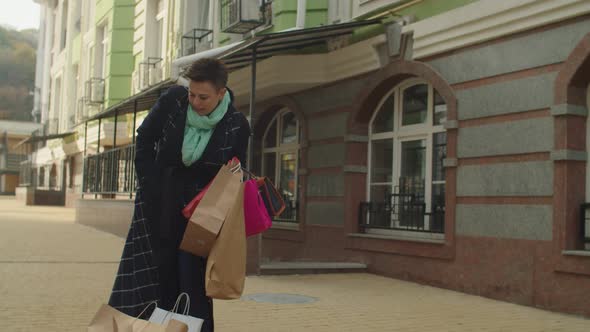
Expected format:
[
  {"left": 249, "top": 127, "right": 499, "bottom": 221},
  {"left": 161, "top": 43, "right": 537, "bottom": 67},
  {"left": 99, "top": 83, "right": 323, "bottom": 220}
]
[{"left": 26, "top": 0, "right": 590, "bottom": 317}]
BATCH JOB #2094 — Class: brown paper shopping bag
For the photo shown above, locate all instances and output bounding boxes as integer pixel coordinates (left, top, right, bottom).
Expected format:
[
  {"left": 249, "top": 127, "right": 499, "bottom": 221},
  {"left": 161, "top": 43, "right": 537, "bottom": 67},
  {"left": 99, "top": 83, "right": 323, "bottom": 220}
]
[
  {"left": 205, "top": 182, "right": 247, "bottom": 299},
  {"left": 88, "top": 303, "right": 188, "bottom": 332},
  {"left": 180, "top": 160, "right": 242, "bottom": 257}
]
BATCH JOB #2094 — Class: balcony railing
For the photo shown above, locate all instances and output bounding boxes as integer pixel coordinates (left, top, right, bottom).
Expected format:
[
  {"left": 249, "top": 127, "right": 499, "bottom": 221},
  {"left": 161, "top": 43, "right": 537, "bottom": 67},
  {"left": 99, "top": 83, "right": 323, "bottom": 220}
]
[
  {"left": 359, "top": 177, "right": 444, "bottom": 234},
  {"left": 83, "top": 144, "right": 136, "bottom": 196},
  {"left": 275, "top": 197, "right": 298, "bottom": 223},
  {"left": 138, "top": 57, "right": 163, "bottom": 90},
  {"left": 580, "top": 204, "right": 590, "bottom": 250},
  {"left": 181, "top": 29, "right": 213, "bottom": 57},
  {"left": 85, "top": 78, "right": 105, "bottom": 105},
  {"left": 221, "top": 0, "right": 266, "bottom": 34}
]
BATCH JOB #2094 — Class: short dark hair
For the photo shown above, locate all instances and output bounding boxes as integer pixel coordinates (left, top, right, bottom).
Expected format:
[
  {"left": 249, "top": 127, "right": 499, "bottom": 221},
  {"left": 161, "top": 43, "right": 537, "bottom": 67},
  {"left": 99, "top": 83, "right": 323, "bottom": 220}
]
[{"left": 184, "top": 58, "right": 228, "bottom": 90}]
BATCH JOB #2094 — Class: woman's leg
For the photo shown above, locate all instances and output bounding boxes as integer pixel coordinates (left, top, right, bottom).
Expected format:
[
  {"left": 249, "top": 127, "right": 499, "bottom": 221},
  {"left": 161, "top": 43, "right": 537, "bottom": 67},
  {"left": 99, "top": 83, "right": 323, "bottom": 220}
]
[{"left": 177, "top": 250, "right": 214, "bottom": 331}]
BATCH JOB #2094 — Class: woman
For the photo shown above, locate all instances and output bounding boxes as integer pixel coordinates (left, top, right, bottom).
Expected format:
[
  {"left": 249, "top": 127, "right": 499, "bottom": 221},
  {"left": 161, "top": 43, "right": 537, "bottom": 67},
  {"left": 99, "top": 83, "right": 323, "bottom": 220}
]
[{"left": 108, "top": 58, "right": 250, "bottom": 331}]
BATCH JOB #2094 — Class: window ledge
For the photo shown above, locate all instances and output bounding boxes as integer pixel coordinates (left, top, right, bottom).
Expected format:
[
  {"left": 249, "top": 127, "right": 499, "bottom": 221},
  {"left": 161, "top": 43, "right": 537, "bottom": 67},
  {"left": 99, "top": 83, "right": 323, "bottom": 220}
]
[
  {"left": 348, "top": 232, "right": 445, "bottom": 244},
  {"left": 271, "top": 222, "right": 300, "bottom": 231},
  {"left": 562, "top": 250, "right": 590, "bottom": 257}
]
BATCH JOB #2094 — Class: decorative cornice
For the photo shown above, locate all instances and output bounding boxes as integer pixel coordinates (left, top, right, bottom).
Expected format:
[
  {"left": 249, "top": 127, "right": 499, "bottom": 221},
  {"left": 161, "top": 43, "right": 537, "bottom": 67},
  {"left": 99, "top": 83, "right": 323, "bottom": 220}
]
[{"left": 403, "top": 0, "right": 590, "bottom": 59}]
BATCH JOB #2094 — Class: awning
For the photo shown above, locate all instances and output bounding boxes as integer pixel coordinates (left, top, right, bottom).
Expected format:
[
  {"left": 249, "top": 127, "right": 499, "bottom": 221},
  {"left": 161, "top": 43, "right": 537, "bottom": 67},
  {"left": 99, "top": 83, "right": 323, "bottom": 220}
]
[
  {"left": 13, "top": 131, "right": 76, "bottom": 149},
  {"left": 218, "top": 19, "right": 382, "bottom": 71},
  {"left": 85, "top": 19, "right": 382, "bottom": 123}
]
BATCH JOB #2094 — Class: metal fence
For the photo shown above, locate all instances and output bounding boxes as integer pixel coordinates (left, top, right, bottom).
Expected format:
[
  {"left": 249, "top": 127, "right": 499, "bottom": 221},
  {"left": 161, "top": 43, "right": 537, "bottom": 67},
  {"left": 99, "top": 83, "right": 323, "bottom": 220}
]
[
  {"left": 359, "top": 177, "right": 444, "bottom": 234},
  {"left": 181, "top": 28, "right": 213, "bottom": 57},
  {"left": 83, "top": 144, "right": 136, "bottom": 196},
  {"left": 580, "top": 203, "right": 590, "bottom": 250}
]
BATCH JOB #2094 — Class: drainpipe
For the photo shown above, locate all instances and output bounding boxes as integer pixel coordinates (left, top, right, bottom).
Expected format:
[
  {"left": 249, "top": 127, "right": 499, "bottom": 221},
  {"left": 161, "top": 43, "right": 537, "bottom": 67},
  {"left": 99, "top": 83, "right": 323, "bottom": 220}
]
[{"left": 296, "top": 0, "right": 306, "bottom": 29}]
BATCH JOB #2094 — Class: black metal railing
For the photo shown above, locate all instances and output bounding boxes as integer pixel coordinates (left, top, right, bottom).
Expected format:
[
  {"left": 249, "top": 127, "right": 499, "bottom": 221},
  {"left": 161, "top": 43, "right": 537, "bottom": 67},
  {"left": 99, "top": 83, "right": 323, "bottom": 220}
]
[
  {"left": 359, "top": 177, "right": 444, "bottom": 233},
  {"left": 275, "top": 198, "right": 298, "bottom": 223},
  {"left": 220, "top": 0, "right": 266, "bottom": 34},
  {"left": 83, "top": 144, "right": 136, "bottom": 196},
  {"left": 138, "top": 57, "right": 163, "bottom": 89},
  {"left": 181, "top": 28, "right": 213, "bottom": 57},
  {"left": 359, "top": 200, "right": 444, "bottom": 233},
  {"left": 580, "top": 203, "right": 590, "bottom": 250}
]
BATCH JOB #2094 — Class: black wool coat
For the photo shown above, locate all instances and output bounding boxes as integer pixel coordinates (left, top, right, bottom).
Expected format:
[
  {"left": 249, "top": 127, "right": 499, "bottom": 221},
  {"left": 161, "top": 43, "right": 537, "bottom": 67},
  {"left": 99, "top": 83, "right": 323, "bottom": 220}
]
[{"left": 108, "top": 85, "right": 250, "bottom": 317}]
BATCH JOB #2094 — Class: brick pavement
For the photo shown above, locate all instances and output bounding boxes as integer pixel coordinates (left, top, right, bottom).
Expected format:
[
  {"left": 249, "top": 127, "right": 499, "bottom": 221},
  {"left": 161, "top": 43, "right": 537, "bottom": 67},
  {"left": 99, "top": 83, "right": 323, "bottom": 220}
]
[{"left": 1, "top": 197, "right": 588, "bottom": 331}]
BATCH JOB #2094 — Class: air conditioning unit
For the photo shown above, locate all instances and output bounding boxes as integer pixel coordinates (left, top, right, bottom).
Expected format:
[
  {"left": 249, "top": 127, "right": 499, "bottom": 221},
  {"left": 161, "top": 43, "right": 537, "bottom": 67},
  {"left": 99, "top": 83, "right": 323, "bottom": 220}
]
[{"left": 149, "top": 65, "right": 162, "bottom": 86}]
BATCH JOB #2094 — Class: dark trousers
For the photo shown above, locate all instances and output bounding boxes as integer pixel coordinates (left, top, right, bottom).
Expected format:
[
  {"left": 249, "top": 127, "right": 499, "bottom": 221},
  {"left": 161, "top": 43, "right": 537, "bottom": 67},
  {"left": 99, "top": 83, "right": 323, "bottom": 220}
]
[{"left": 177, "top": 250, "right": 214, "bottom": 332}]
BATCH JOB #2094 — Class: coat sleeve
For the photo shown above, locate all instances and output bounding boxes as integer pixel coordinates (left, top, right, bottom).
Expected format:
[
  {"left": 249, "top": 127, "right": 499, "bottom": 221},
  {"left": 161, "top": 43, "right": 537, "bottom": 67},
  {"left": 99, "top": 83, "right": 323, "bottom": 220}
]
[
  {"left": 233, "top": 112, "right": 251, "bottom": 167},
  {"left": 134, "top": 87, "right": 177, "bottom": 188}
]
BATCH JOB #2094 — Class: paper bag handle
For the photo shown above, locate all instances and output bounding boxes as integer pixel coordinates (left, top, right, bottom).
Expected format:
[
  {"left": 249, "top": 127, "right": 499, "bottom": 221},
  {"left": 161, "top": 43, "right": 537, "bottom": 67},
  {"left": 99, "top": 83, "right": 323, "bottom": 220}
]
[{"left": 160, "top": 292, "right": 191, "bottom": 323}]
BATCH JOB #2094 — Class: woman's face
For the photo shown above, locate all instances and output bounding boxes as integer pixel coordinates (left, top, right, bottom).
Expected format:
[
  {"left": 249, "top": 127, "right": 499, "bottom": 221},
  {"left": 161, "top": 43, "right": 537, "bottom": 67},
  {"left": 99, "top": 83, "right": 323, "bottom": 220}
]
[{"left": 188, "top": 80, "right": 226, "bottom": 116}]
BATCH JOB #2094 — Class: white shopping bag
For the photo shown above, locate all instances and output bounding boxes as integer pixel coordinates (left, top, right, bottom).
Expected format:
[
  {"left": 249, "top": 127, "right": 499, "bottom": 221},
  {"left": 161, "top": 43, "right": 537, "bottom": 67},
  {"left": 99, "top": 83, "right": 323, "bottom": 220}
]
[{"left": 149, "top": 293, "right": 204, "bottom": 332}]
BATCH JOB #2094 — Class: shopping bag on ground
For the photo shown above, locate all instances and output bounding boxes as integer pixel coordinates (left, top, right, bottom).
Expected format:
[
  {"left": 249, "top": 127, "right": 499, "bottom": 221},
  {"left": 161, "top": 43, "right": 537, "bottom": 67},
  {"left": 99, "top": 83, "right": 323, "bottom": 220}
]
[
  {"left": 244, "top": 179, "right": 272, "bottom": 237},
  {"left": 88, "top": 303, "right": 188, "bottom": 332},
  {"left": 180, "top": 158, "right": 242, "bottom": 257},
  {"left": 149, "top": 293, "right": 203, "bottom": 332},
  {"left": 205, "top": 181, "right": 246, "bottom": 299}
]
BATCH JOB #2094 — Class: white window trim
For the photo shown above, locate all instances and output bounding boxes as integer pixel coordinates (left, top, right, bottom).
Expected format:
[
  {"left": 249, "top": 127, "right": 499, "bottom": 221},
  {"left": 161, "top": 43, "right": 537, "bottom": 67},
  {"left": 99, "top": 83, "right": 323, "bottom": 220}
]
[
  {"left": 262, "top": 108, "right": 300, "bottom": 225},
  {"left": 367, "top": 79, "right": 446, "bottom": 234}
]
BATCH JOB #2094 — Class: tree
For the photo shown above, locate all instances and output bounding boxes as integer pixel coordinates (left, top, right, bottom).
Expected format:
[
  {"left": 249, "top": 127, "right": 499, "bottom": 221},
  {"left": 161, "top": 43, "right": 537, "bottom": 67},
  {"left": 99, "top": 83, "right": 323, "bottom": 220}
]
[{"left": 0, "top": 27, "right": 37, "bottom": 121}]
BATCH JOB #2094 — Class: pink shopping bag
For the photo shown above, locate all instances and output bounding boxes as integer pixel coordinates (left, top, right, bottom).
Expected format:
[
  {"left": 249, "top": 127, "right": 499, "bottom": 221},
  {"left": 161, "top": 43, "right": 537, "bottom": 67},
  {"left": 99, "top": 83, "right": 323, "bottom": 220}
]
[{"left": 243, "top": 179, "right": 272, "bottom": 237}]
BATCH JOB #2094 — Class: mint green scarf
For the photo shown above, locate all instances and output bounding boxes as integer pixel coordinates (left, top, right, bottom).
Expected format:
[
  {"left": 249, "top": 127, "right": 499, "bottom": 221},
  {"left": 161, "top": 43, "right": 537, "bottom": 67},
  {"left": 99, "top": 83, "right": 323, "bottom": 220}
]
[{"left": 181, "top": 91, "right": 230, "bottom": 166}]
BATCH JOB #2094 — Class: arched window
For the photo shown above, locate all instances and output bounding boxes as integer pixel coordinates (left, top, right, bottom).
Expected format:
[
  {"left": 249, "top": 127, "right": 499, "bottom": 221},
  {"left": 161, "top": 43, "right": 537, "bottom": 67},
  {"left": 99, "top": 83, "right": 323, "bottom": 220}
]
[
  {"left": 262, "top": 109, "right": 300, "bottom": 223},
  {"left": 366, "top": 79, "right": 447, "bottom": 233}
]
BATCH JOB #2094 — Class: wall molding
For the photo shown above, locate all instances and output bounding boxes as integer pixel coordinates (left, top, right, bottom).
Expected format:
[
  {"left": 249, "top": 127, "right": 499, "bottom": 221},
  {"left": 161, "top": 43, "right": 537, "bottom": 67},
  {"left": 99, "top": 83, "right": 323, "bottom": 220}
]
[{"left": 403, "top": 0, "right": 590, "bottom": 59}]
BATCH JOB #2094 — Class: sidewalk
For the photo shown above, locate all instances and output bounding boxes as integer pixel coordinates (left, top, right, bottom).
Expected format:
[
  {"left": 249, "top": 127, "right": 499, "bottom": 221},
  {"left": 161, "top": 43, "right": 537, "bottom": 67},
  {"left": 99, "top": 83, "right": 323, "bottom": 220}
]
[{"left": 1, "top": 197, "right": 588, "bottom": 331}]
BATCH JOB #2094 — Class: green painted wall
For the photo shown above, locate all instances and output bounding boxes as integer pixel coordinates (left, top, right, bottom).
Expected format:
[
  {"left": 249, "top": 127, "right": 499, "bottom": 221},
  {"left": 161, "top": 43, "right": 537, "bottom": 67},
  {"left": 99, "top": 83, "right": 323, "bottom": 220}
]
[
  {"left": 220, "top": 0, "right": 329, "bottom": 45},
  {"left": 269, "top": 0, "right": 327, "bottom": 32},
  {"left": 94, "top": 0, "right": 135, "bottom": 109}
]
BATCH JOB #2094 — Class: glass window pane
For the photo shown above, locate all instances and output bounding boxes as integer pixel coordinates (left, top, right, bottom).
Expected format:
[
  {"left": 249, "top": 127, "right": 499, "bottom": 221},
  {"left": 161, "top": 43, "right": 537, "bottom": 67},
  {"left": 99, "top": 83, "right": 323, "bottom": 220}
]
[
  {"left": 281, "top": 112, "right": 297, "bottom": 144},
  {"left": 279, "top": 153, "right": 297, "bottom": 199},
  {"left": 432, "top": 132, "right": 447, "bottom": 182},
  {"left": 370, "top": 185, "right": 391, "bottom": 203},
  {"left": 402, "top": 84, "right": 428, "bottom": 126},
  {"left": 370, "top": 139, "right": 393, "bottom": 183},
  {"left": 399, "top": 140, "right": 426, "bottom": 202},
  {"left": 263, "top": 152, "right": 276, "bottom": 184},
  {"left": 372, "top": 93, "right": 394, "bottom": 133},
  {"left": 431, "top": 184, "right": 445, "bottom": 210},
  {"left": 433, "top": 90, "right": 447, "bottom": 125},
  {"left": 264, "top": 119, "right": 277, "bottom": 148},
  {"left": 279, "top": 153, "right": 297, "bottom": 221}
]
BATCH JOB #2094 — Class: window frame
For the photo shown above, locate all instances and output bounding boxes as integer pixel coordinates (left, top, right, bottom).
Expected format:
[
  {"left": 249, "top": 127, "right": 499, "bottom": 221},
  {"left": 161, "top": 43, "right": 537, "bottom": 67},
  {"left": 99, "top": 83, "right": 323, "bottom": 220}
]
[
  {"left": 262, "top": 108, "right": 300, "bottom": 224},
  {"left": 366, "top": 79, "right": 446, "bottom": 234}
]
